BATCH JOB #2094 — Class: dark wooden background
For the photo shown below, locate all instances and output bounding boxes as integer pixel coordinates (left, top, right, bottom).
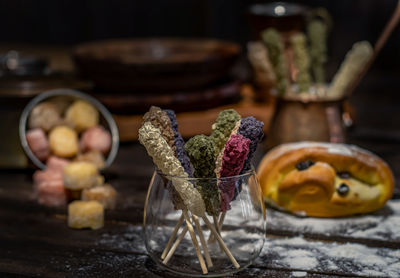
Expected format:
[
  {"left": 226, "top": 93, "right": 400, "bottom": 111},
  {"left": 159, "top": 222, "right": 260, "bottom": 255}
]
[
  {"left": 1, "top": 0, "right": 400, "bottom": 74},
  {"left": 0, "top": 1, "right": 400, "bottom": 276}
]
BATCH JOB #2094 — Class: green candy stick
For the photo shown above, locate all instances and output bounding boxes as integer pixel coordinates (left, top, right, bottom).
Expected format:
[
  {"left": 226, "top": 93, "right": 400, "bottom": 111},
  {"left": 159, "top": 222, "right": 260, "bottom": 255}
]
[
  {"left": 307, "top": 20, "right": 328, "bottom": 84},
  {"left": 291, "top": 33, "right": 312, "bottom": 93},
  {"left": 210, "top": 109, "right": 241, "bottom": 156},
  {"left": 262, "top": 28, "right": 288, "bottom": 96},
  {"left": 185, "top": 135, "right": 220, "bottom": 216}
]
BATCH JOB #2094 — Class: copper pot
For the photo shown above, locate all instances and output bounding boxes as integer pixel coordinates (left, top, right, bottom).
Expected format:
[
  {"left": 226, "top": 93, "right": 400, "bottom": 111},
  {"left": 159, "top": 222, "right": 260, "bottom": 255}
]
[{"left": 267, "top": 94, "right": 345, "bottom": 148}]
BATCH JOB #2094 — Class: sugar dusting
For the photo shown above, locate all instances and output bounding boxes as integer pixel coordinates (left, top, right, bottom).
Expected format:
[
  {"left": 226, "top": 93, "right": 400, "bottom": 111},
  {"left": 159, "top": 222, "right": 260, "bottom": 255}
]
[
  {"left": 96, "top": 225, "right": 146, "bottom": 253},
  {"left": 91, "top": 200, "right": 400, "bottom": 277},
  {"left": 266, "top": 200, "right": 400, "bottom": 241},
  {"left": 259, "top": 236, "right": 400, "bottom": 277}
]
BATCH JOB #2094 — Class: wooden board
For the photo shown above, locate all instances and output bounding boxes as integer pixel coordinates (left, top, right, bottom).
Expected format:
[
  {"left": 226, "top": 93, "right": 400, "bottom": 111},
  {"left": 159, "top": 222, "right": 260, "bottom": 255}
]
[{"left": 114, "top": 85, "right": 275, "bottom": 141}]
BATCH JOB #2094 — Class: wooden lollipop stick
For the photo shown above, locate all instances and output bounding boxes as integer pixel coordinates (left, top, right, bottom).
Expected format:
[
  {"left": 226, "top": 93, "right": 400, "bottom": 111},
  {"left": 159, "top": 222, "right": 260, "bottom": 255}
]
[
  {"left": 213, "top": 214, "right": 221, "bottom": 235},
  {"left": 163, "top": 214, "right": 209, "bottom": 274},
  {"left": 163, "top": 225, "right": 188, "bottom": 265},
  {"left": 208, "top": 212, "right": 226, "bottom": 243},
  {"left": 183, "top": 210, "right": 208, "bottom": 274},
  {"left": 218, "top": 212, "right": 226, "bottom": 229},
  {"left": 192, "top": 215, "right": 213, "bottom": 268},
  {"left": 161, "top": 212, "right": 185, "bottom": 260},
  {"left": 202, "top": 215, "right": 240, "bottom": 269}
]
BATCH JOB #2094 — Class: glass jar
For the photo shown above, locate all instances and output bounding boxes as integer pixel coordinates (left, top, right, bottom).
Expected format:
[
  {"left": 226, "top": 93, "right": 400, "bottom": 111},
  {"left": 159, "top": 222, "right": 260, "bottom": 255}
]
[{"left": 143, "top": 169, "right": 266, "bottom": 277}]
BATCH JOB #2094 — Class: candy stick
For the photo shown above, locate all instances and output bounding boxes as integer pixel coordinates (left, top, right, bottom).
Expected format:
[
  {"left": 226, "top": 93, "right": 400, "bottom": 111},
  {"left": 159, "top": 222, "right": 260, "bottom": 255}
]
[
  {"left": 183, "top": 210, "right": 208, "bottom": 274},
  {"left": 307, "top": 20, "right": 328, "bottom": 84},
  {"left": 143, "top": 106, "right": 176, "bottom": 154},
  {"left": 192, "top": 215, "right": 213, "bottom": 268},
  {"left": 202, "top": 215, "right": 240, "bottom": 269},
  {"left": 185, "top": 135, "right": 220, "bottom": 216},
  {"left": 215, "top": 120, "right": 241, "bottom": 178},
  {"left": 165, "top": 109, "right": 193, "bottom": 177},
  {"left": 247, "top": 41, "right": 276, "bottom": 88},
  {"left": 291, "top": 33, "right": 311, "bottom": 93},
  {"left": 140, "top": 122, "right": 239, "bottom": 268},
  {"left": 210, "top": 134, "right": 250, "bottom": 243},
  {"left": 211, "top": 118, "right": 264, "bottom": 241},
  {"left": 218, "top": 134, "right": 250, "bottom": 212},
  {"left": 161, "top": 213, "right": 185, "bottom": 260},
  {"left": 143, "top": 106, "right": 185, "bottom": 211},
  {"left": 328, "top": 41, "right": 373, "bottom": 98},
  {"left": 262, "top": 28, "right": 288, "bottom": 96},
  {"left": 238, "top": 117, "right": 264, "bottom": 175},
  {"left": 210, "top": 109, "right": 241, "bottom": 156},
  {"left": 139, "top": 122, "right": 205, "bottom": 216}
]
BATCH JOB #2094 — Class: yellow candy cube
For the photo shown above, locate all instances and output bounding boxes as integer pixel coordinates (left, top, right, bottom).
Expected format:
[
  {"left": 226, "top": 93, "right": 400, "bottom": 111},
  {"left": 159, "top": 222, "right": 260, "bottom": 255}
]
[
  {"left": 68, "top": 200, "right": 104, "bottom": 230},
  {"left": 81, "top": 184, "right": 117, "bottom": 209},
  {"left": 64, "top": 161, "right": 99, "bottom": 190}
]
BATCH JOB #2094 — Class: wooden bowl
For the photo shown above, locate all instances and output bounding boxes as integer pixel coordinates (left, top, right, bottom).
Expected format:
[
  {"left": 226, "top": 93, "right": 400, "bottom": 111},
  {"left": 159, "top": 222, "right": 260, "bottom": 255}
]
[{"left": 73, "top": 38, "right": 241, "bottom": 92}]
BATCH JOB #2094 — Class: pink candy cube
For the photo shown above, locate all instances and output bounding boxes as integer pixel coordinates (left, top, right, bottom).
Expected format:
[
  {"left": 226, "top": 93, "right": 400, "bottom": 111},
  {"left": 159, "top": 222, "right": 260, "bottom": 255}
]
[
  {"left": 80, "top": 126, "right": 112, "bottom": 154},
  {"left": 46, "top": 156, "right": 70, "bottom": 172},
  {"left": 26, "top": 128, "right": 50, "bottom": 161},
  {"left": 33, "top": 169, "right": 67, "bottom": 207}
]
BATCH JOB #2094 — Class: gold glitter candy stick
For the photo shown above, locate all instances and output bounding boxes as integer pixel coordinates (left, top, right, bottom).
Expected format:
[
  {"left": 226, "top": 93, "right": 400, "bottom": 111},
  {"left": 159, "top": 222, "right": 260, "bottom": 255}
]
[
  {"left": 328, "top": 41, "right": 373, "bottom": 98},
  {"left": 139, "top": 122, "right": 208, "bottom": 272}
]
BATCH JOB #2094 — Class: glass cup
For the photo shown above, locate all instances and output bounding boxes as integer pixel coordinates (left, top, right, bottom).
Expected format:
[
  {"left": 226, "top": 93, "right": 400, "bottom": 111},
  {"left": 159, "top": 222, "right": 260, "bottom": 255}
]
[{"left": 143, "top": 169, "right": 266, "bottom": 277}]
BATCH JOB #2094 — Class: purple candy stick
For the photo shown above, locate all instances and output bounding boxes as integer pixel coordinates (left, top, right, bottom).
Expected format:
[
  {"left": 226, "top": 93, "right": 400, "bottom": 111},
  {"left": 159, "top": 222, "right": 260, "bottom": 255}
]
[
  {"left": 165, "top": 109, "right": 193, "bottom": 177},
  {"left": 238, "top": 117, "right": 264, "bottom": 173}
]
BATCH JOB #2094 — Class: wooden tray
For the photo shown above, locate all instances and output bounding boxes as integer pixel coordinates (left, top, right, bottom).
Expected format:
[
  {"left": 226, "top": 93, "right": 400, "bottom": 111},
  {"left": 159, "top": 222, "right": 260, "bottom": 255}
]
[
  {"left": 114, "top": 85, "right": 275, "bottom": 141},
  {"left": 74, "top": 38, "right": 240, "bottom": 92}
]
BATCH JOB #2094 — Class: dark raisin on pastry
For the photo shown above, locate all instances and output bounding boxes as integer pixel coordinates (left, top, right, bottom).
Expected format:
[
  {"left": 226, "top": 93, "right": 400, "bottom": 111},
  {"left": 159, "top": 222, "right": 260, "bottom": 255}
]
[
  {"left": 295, "top": 160, "right": 315, "bottom": 171},
  {"left": 337, "top": 183, "right": 350, "bottom": 196},
  {"left": 338, "top": 171, "right": 351, "bottom": 179}
]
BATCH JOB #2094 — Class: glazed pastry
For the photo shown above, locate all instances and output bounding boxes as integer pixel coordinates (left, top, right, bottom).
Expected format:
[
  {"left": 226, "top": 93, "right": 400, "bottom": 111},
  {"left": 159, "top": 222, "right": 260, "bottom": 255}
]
[
  {"left": 28, "top": 102, "right": 61, "bottom": 132},
  {"left": 26, "top": 128, "right": 50, "bottom": 161},
  {"left": 68, "top": 200, "right": 104, "bottom": 229},
  {"left": 49, "top": 126, "right": 79, "bottom": 158},
  {"left": 75, "top": 150, "right": 105, "bottom": 170},
  {"left": 63, "top": 161, "right": 99, "bottom": 190},
  {"left": 33, "top": 169, "right": 67, "bottom": 207},
  {"left": 257, "top": 142, "right": 394, "bottom": 217},
  {"left": 81, "top": 184, "right": 117, "bottom": 209},
  {"left": 80, "top": 125, "right": 112, "bottom": 154},
  {"left": 65, "top": 100, "right": 99, "bottom": 132}
]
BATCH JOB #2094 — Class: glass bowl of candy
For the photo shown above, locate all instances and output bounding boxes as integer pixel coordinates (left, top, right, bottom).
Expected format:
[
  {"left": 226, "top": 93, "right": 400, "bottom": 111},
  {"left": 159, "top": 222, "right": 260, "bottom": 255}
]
[
  {"left": 143, "top": 169, "right": 266, "bottom": 277},
  {"left": 19, "top": 88, "right": 119, "bottom": 170}
]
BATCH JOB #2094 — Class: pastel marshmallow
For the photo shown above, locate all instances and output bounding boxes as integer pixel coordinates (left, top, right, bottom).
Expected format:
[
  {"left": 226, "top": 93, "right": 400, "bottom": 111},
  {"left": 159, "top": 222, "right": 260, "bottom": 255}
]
[
  {"left": 33, "top": 169, "right": 67, "bottom": 207},
  {"left": 63, "top": 161, "right": 99, "bottom": 190},
  {"left": 81, "top": 184, "right": 117, "bottom": 209},
  {"left": 49, "top": 126, "right": 79, "bottom": 158},
  {"left": 80, "top": 126, "right": 112, "bottom": 154},
  {"left": 26, "top": 128, "right": 50, "bottom": 161},
  {"left": 68, "top": 200, "right": 104, "bottom": 230}
]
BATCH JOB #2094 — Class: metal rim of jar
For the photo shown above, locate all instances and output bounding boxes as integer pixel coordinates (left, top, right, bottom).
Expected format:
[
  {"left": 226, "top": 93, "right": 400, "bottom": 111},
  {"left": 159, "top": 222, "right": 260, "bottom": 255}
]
[{"left": 19, "top": 88, "right": 119, "bottom": 170}]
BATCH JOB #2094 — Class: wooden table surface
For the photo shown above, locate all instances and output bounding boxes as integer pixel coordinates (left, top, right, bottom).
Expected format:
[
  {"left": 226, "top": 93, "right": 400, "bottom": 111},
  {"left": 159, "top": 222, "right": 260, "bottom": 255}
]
[{"left": 1, "top": 81, "right": 400, "bottom": 277}]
